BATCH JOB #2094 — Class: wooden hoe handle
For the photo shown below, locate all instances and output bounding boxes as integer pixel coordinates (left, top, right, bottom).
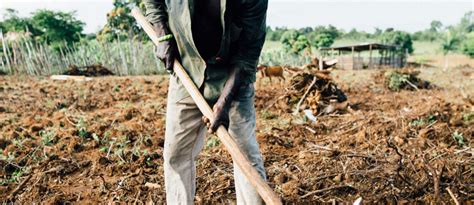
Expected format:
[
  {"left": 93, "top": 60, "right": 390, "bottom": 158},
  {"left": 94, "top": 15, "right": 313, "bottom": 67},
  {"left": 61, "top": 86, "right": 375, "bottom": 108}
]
[{"left": 131, "top": 8, "right": 282, "bottom": 205}]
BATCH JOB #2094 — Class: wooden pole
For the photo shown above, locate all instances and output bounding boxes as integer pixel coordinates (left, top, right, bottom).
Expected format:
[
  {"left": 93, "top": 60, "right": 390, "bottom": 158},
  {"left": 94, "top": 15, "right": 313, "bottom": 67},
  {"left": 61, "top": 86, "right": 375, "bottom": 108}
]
[
  {"left": 131, "top": 8, "right": 282, "bottom": 205},
  {"left": 318, "top": 49, "right": 323, "bottom": 70},
  {"left": 391, "top": 50, "right": 394, "bottom": 67},
  {"left": 351, "top": 46, "right": 355, "bottom": 70},
  {"left": 368, "top": 44, "right": 372, "bottom": 69}
]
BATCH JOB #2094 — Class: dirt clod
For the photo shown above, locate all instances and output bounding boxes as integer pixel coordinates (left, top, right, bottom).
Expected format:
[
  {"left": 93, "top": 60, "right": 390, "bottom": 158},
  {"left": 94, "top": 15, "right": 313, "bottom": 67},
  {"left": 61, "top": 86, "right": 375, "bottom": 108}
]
[{"left": 63, "top": 64, "right": 114, "bottom": 76}]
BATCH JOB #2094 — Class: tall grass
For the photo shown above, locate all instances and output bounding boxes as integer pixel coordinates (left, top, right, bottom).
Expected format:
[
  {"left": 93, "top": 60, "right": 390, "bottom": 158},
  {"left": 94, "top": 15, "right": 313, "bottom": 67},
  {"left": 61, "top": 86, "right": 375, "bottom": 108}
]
[
  {"left": 0, "top": 35, "right": 165, "bottom": 76},
  {"left": 0, "top": 35, "right": 310, "bottom": 76},
  {"left": 259, "top": 50, "right": 311, "bottom": 66}
]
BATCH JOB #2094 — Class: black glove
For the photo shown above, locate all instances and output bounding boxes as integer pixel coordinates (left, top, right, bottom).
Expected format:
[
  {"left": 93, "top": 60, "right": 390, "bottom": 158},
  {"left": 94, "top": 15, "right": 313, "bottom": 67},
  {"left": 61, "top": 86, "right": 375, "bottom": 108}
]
[
  {"left": 153, "top": 22, "right": 179, "bottom": 74},
  {"left": 203, "top": 66, "right": 242, "bottom": 133}
]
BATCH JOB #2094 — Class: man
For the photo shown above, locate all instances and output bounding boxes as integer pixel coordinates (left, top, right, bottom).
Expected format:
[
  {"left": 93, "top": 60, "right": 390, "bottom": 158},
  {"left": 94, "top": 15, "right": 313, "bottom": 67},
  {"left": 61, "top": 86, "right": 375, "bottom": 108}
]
[{"left": 143, "top": 0, "right": 268, "bottom": 204}]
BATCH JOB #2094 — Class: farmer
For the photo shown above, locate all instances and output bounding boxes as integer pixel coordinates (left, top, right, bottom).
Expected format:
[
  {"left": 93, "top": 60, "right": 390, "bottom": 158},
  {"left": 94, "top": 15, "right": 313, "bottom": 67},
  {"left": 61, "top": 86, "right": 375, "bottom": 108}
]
[{"left": 143, "top": 0, "right": 268, "bottom": 204}]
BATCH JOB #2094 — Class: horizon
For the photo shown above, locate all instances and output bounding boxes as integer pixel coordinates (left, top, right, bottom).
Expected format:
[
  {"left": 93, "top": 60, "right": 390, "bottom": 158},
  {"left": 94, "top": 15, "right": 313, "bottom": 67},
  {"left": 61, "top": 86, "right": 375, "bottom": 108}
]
[{"left": 0, "top": 0, "right": 472, "bottom": 34}]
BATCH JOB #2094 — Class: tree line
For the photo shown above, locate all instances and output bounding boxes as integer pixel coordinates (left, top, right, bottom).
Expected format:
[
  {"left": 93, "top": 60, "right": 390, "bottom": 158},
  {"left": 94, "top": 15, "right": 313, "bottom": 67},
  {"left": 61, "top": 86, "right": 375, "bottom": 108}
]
[
  {"left": 0, "top": 2, "right": 473, "bottom": 58},
  {"left": 268, "top": 12, "right": 474, "bottom": 57}
]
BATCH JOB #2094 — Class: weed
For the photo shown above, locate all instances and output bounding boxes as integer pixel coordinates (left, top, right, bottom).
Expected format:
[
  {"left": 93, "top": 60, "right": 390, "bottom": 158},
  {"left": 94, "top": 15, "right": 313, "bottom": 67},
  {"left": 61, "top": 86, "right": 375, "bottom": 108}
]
[
  {"left": 261, "top": 110, "right": 277, "bottom": 120},
  {"left": 206, "top": 135, "right": 220, "bottom": 149},
  {"left": 92, "top": 133, "right": 101, "bottom": 144},
  {"left": 77, "top": 117, "right": 90, "bottom": 139},
  {"left": 385, "top": 71, "right": 411, "bottom": 91},
  {"left": 39, "top": 129, "right": 56, "bottom": 146},
  {"left": 12, "top": 138, "right": 24, "bottom": 149},
  {"left": 452, "top": 131, "right": 465, "bottom": 147},
  {"left": 99, "top": 146, "right": 109, "bottom": 153},
  {"left": 0, "top": 170, "right": 23, "bottom": 185},
  {"left": 0, "top": 151, "right": 15, "bottom": 162},
  {"left": 462, "top": 112, "right": 473, "bottom": 123},
  {"left": 103, "top": 131, "right": 111, "bottom": 143},
  {"left": 113, "top": 85, "right": 120, "bottom": 92},
  {"left": 410, "top": 115, "right": 437, "bottom": 127}
]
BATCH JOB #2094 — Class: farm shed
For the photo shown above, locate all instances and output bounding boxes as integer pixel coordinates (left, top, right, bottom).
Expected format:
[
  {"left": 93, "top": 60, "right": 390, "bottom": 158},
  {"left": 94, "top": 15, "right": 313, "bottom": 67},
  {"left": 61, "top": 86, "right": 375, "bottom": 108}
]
[{"left": 320, "top": 43, "right": 406, "bottom": 70}]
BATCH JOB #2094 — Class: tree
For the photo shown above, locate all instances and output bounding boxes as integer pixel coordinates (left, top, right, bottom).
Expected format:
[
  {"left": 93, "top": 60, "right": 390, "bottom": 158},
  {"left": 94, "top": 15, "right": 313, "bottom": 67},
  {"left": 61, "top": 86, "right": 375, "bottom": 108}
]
[
  {"left": 298, "top": 27, "right": 313, "bottom": 35},
  {"left": 343, "top": 28, "right": 370, "bottom": 40},
  {"left": 312, "top": 25, "right": 340, "bottom": 39},
  {"left": 461, "top": 32, "right": 474, "bottom": 58},
  {"left": 373, "top": 28, "right": 383, "bottom": 38},
  {"left": 312, "top": 33, "right": 334, "bottom": 49},
  {"left": 0, "top": 9, "right": 38, "bottom": 35},
  {"left": 98, "top": 0, "right": 146, "bottom": 41},
  {"left": 379, "top": 30, "right": 414, "bottom": 55},
  {"left": 429, "top": 20, "right": 443, "bottom": 32},
  {"left": 458, "top": 11, "right": 474, "bottom": 33},
  {"left": 31, "top": 10, "right": 85, "bottom": 47},
  {"left": 441, "top": 30, "right": 461, "bottom": 69},
  {"left": 280, "top": 30, "right": 311, "bottom": 55}
]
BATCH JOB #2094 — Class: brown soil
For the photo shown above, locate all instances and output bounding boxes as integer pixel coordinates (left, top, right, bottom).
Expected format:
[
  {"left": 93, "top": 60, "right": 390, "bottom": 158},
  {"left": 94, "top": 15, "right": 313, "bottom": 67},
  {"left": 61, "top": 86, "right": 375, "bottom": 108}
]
[{"left": 0, "top": 68, "right": 472, "bottom": 203}]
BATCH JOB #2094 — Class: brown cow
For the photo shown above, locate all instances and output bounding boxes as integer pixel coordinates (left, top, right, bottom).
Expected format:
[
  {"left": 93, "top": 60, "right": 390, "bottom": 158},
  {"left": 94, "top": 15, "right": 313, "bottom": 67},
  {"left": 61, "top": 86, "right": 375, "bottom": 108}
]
[{"left": 257, "top": 64, "right": 285, "bottom": 83}]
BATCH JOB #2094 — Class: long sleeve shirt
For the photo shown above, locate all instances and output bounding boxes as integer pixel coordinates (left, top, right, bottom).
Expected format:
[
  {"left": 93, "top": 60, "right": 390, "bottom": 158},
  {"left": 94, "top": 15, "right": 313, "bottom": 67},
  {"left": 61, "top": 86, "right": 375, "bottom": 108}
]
[{"left": 144, "top": 0, "right": 268, "bottom": 103}]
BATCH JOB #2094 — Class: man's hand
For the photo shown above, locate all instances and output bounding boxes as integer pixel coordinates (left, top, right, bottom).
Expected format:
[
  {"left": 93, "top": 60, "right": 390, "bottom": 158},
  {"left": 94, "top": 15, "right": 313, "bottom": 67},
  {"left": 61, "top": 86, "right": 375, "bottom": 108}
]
[
  {"left": 203, "top": 66, "right": 242, "bottom": 133},
  {"left": 153, "top": 22, "right": 179, "bottom": 73}
]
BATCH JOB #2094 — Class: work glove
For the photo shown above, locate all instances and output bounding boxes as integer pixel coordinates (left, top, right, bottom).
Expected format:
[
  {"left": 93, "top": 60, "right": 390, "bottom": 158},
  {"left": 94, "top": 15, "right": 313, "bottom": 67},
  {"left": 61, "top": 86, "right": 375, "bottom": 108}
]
[
  {"left": 203, "top": 66, "right": 243, "bottom": 133},
  {"left": 152, "top": 22, "right": 179, "bottom": 74}
]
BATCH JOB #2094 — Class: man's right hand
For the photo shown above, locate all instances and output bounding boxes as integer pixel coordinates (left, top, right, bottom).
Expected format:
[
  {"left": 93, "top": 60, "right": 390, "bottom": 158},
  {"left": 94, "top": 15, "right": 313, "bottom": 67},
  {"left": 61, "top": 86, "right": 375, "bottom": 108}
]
[{"left": 153, "top": 22, "right": 179, "bottom": 73}]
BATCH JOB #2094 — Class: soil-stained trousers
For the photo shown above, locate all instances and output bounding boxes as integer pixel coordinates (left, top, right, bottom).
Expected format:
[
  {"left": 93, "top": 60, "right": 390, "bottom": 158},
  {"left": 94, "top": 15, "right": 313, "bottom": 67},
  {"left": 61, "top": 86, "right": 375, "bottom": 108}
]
[{"left": 163, "top": 75, "right": 267, "bottom": 205}]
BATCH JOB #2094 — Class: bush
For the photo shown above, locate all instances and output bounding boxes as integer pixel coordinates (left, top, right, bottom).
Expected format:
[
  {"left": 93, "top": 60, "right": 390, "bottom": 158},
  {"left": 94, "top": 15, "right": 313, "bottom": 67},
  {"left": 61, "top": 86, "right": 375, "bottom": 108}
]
[
  {"left": 312, "top": 33, "right": 334, "bottom": 49},
  {"left": 461, "top": 33, "right": 474, "bottom": 58},
  {"left": 280, "top": 30, "right": 311, "bottom": 55}
]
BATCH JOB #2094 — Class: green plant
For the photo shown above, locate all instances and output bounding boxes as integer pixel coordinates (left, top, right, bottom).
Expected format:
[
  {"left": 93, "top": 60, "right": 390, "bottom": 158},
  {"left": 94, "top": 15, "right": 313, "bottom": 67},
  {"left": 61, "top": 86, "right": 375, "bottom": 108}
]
[
  {"left": 31, "top": 9, "right": 85, "bottom": 48},
  {"left": 410, "top": 118, "right": 426, "bottom": 127},
  {"left": 410, "top": 115, "right": 437, "bottom": 127},
  {"left": 0, "top": 170, "right": 23, "bottom": 185},
  {"left": 312, "top": 33, "right": 335, "bottom": 49},
  {"left": 280, "top": 30, "right": 311, "bottom": 55},
  {"left": 385, "top": 71, "right": 411, "bottom": 91},
  {"left": 452, "top": 131, "right": 465, "bottom": 147},
  {"left": 76, "top": 117, "right": 89, "bottom": 139},
  {"left": 39, "top": 129, "right": 56, "bottom": 146},
  {"left": 12, "top": 138, "right": 24, "bottom": 149},
  {"left": 206, "top": 135, "right": 220, "bottom": 149},
  {"left": 462, "top": 112, "right": 473, "bottom": 122},
  {"left": 97, "top": 0, "right": 146, "bottom": 42},
  {"left": 99, "top": 146, "right": 109, "bottom": 153},
  {"left": 441, "top": 30, "right": 461, "bottom": 69},
  {"left": 0, "top": 151, "right": 15, "bottom": 162},
  {"left": 92, "top": 133, "right": 101, "bottom": 144},
  {"left": 461, "top": 32, "right": 474, "bottom": 58},
  {"left": 261, "top": 110, "right": 277, "bottom": 120},
  {"left": 108, "top": 136, "right": 131, "bottom": 163},
  {"left": 379, "top": 30, "right": 414, "bottom": 55}
]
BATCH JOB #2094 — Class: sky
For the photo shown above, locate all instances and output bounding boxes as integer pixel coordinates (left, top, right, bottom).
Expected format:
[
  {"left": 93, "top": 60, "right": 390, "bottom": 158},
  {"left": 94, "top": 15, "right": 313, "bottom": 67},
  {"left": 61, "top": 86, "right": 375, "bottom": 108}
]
[{"left": 0, "top": 0, "right": 472, "bottom": 34}]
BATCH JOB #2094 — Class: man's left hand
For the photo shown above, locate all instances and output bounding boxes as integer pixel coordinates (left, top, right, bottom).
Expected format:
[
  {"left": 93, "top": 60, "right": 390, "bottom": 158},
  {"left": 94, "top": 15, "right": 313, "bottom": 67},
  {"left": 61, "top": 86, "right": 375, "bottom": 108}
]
[{"left": 203, "top": 66, "right": 242, "bottom": 133}]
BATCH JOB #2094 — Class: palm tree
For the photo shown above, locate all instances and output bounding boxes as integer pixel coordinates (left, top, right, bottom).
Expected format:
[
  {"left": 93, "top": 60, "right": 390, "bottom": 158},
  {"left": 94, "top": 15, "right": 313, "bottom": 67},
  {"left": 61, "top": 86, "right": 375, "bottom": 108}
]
[{"left": 441, "top": 30, "right": 460, "bottom": 70}]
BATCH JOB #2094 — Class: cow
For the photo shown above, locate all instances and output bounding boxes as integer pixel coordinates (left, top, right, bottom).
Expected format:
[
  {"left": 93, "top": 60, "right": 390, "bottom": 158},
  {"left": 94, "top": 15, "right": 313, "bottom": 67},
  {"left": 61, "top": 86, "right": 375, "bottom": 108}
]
[{"left": 257, "top": 64, "right": 285, "bottom": 84}]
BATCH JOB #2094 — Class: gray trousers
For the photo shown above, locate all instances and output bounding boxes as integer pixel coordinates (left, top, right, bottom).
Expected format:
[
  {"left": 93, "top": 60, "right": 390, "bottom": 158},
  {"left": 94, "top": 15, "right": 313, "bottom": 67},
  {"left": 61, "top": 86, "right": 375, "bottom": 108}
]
[{"left": 164, "top": 76, "right": 266, "bottom": 205}]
